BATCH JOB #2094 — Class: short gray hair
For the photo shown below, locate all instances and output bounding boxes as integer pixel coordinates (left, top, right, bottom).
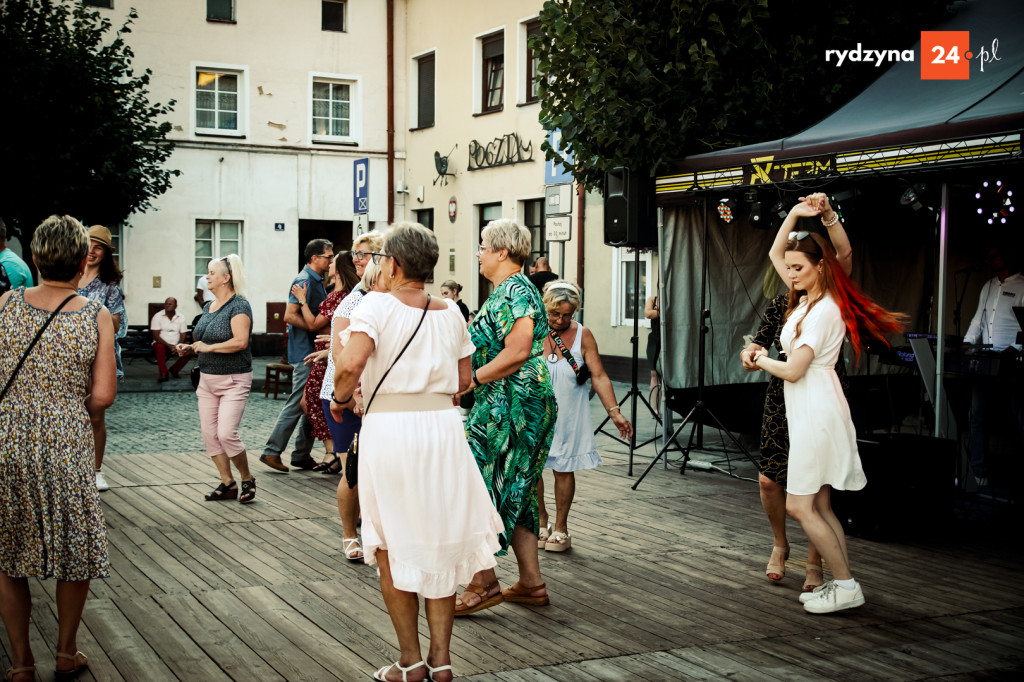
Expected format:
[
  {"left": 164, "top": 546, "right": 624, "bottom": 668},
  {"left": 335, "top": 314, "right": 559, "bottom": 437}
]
[
  {"left": 31, "top": 215, "right": 89, "bottom": 282},
  {"left": 541, "top": 280, "right": 582, "bottom": 312},
  {"left": 384, "top": 221, "right": 438, "bottom": 281},
  {"left": 353, "top": 230, "right": 385, "bottom": 254},
  {"left": 482, "top": 218, "right": 531, "bottom": 265}
]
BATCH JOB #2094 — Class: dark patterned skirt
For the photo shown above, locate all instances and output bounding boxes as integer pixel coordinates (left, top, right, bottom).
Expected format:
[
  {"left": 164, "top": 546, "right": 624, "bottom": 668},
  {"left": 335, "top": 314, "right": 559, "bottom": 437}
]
[{"left": 759, "top": 375, "right": 790, "bottom": 484}]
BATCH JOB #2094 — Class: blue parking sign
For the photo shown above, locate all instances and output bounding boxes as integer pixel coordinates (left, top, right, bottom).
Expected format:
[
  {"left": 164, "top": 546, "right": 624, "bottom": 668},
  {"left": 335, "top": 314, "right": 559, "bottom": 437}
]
[
  {"left": 354, "top": 158, "right": 369, "bottom": 214},
  {"left": 545, "top": 130, "right": 575, "bottom": 185}
]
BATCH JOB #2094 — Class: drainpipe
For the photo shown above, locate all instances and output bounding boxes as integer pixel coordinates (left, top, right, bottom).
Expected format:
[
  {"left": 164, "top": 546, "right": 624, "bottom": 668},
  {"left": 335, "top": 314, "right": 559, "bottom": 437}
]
[
  {"left": 387, "top": 0, "right": 395, "bottom": 223},
  {"left": 576, "top": 182, "right": 585, "bottom": 323}
]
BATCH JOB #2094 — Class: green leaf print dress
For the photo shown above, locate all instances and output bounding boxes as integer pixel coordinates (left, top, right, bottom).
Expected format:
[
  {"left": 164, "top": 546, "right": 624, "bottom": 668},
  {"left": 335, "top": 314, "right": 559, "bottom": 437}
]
[{"left": 466, "top": 273, "right": 557, "bottom": 554}]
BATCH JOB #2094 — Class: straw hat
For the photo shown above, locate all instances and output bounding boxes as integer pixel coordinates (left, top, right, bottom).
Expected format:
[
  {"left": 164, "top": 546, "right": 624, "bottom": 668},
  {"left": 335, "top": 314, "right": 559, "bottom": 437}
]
[{"left": 88, "top": 225, "right": 113, "bottom": 251}]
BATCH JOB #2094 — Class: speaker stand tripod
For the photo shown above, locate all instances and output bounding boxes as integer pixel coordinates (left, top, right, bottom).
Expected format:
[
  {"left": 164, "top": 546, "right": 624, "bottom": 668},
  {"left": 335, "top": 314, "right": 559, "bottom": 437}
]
[
  {"left": 592, "top": 246, "right": 684, "bottom": 473},
  {"left": 632, "top": 199, "right": 757, "bottom": 490}
]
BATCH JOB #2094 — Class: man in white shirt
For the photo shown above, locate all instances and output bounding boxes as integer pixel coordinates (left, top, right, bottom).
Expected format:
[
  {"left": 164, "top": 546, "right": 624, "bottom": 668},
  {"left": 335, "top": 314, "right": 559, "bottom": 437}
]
[
  {"left": 963, "top": 246, "right": 1024, "bottom": 487},
  {"left": 195, "top": 274, "right": 216, "bottom": 310},
  {"left": 151, "top": 297, "right": 189, "bottom": 381},
  {"left": 964, "top": 250, "right": 1024, "bottom": 351}
]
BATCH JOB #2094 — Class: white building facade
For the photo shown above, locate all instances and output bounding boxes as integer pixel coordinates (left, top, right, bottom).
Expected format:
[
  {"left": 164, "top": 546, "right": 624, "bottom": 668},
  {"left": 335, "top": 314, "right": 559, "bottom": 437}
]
[
  {"left": 102, "top": 0, "right": 403, "bottom": 336},
  {"left": 103, "top": 0, "right": 654, "bottom": 365}
]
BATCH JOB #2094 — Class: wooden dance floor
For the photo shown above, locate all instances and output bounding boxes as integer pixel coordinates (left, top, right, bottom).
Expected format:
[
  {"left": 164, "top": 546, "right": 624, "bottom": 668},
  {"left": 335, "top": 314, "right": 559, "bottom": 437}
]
[{"left": 2, "top": 418, "right": 1023, "bottom": 680}]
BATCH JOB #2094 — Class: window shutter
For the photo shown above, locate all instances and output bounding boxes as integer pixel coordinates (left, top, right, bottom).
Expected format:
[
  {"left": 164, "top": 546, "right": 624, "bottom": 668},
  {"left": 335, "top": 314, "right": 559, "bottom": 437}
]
[{"left": 417, "top": 55, "right": 435, "bottom": 127}]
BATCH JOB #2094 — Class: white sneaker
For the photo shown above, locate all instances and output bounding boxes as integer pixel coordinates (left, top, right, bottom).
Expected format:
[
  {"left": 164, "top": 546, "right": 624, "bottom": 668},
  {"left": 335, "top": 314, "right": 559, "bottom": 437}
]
[
  {"left": 799, "top": 581, "right": 830, "bottom": 604},
  {"left": 95, "top": 470, "right": 109, "bottom": 492},
  {"left": 803, "top": 580, "right": 865, "bottom": 614}
]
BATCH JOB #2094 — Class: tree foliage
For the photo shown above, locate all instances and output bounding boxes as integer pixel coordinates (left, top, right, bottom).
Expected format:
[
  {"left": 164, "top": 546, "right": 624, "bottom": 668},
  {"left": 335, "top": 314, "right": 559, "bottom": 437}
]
[
  {"left": 0, "top": 0, "right": 178, "bottom": 240},
  {"left": 533, "top": 0, "right": 951, "bottom": 191}
]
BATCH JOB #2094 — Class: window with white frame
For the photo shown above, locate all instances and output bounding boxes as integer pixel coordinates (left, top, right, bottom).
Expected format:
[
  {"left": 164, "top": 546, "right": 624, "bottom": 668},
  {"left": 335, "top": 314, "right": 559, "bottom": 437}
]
[
  {"left": 194, "top": 67, "right": 245, "bottom": 136},
  {"left": 311, "top": 74, "right": 358, "bottom": 144},
  {"left": 195, "top": 220, "right": 242, "bottom": 288},
  {"left": 611, "top": 248, "right": 653, "bottom": 327},
  {"left": 322, "top": 0, "right": 345, "bottom": 32}
]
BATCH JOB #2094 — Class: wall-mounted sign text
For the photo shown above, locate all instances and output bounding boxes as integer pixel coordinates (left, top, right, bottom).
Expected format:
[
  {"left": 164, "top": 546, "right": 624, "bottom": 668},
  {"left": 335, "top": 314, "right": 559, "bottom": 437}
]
[{"left": 467, "top": 132, "right": 534, "bottom": 171}]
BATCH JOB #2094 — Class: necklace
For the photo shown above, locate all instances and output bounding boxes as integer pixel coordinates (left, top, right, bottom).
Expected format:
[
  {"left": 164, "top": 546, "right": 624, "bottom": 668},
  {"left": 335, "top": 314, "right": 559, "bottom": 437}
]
[
  {"left": 393, "top": 284, "right": 425, "bottom": 292},
  {"left": 546, "top": 339, "right": 559, "bottom": 363}
]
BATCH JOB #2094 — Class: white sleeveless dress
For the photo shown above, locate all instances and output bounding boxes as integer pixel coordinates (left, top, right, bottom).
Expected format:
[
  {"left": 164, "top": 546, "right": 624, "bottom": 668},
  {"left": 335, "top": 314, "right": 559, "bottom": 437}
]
[
  {"left": 545, "top": 325, "right": 602, "bottom": 472},
  {"left": 781, "top": 295, "right": 866, "bottom": 495}
]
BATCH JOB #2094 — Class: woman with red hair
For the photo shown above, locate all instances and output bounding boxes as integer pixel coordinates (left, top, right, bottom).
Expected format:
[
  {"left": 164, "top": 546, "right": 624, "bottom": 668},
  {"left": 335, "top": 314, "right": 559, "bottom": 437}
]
[{"left": 748, "top": 198, "right": 903, "bottom": 614}]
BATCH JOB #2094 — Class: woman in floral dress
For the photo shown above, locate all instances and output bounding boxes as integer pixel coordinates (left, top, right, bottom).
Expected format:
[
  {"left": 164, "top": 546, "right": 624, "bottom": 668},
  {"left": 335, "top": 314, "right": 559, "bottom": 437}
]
[
  {"left": 455, "top": 219, "right": 557, "bottom": 616},
  {"left": 0, "top": 215, "right": 117, "bottom": 682},
  {"left": 77, "top": 224, "right": 126, "bottom": 493}
]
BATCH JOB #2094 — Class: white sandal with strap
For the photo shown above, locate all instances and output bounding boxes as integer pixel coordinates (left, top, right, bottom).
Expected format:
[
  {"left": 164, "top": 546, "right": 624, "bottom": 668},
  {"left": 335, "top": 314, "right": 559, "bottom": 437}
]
[
  {"left": 343, "top": 537, "right": 363, "bottom": 562},
  {"left": 426, "top": 661, "right": 453, "bottom": 681},
  {"left": 537, "top": 522, "right": 552, "bottom": 549},
  {"left": 373, "top": 660, "right": 424, "bottom": 681}
]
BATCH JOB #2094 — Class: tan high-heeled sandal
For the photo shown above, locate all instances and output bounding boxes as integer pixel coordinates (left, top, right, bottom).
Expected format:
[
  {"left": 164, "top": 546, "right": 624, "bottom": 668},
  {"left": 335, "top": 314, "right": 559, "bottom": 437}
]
[
  {"left": 766, "top": 545, "right": 789, "bottom": 582},
  {"left": 54, "top": 650, "right": 88, "bottom": 681},
  {"left": 803, "top": 563, "right": 824, "bottom": 592}
]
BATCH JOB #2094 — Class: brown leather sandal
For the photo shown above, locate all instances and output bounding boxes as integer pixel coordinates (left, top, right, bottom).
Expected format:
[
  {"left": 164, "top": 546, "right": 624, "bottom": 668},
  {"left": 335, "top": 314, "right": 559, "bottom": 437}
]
[
  {"left": 5, "top": 666, "right": 35, "bottom": 682},
  {"left": 501, "top": 581, "right": 550, "bottom": 606},
  {"left": 454, "top": 581, "right": 503, "bottom": 616}
]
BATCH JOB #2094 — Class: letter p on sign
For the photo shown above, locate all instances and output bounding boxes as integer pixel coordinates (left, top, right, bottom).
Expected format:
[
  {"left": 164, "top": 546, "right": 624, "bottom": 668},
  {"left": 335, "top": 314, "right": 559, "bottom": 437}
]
[{"left": 354, "top": 158, "right": 369, "bottom": 214}]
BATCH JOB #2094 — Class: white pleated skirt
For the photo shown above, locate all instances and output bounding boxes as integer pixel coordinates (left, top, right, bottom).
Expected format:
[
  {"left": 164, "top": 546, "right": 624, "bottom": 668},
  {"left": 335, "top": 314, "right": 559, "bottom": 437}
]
[{"left": 358, "top": 402, "right": 503, "bottom": 598}]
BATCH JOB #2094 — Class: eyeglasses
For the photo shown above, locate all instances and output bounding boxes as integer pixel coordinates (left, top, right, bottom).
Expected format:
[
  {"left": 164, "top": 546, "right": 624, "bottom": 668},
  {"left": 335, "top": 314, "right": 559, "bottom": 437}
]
[
  {"left": 370, "top": 252, "right": 400, "bottom": 267},
  {"left": 477, "top": 244, "right": 492, "bottom": 254},
  {"left": 548, "top": 311, "right": 574, "bottom": 321},
  {"left": 351, "top": 250, "right": 371, "bottom": 261},
  {"left": 788, "top": 231, "right": 811, "bottom": 241},
  {"left": 315, "top": 253, "right": 334, "bottom": 261}
]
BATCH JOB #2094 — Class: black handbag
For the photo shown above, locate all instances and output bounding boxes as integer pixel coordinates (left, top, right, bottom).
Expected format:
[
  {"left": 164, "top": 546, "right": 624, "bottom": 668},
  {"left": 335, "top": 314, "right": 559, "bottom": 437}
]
[
  {"left": 345, "top": 295, "right": 431, "bottom": 489},
  {"left": 190, "top": 363, "right": 201, "bottom": 389},
  {"left": 1, "top": 294, "right": 76, "bottom": 404}
]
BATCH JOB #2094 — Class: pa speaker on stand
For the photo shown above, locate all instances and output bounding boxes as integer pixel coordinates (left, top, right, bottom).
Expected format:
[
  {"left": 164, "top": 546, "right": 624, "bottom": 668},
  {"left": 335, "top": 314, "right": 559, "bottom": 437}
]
[
  {"left": 604, "top": 167, "right": 657, "bottom": 248},
  {"left": 598, "top": 168, "right": 667, "bottom": 476}
]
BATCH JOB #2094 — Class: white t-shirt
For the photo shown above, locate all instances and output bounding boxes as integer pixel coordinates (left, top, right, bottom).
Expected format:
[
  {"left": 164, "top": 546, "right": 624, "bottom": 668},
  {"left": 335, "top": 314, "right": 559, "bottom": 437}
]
[
  {"left": 151, "top": 310, "right": 188, "bottom": 346},
  {"left": 196, "top": 276, "right": 216, "bottom": 304}
]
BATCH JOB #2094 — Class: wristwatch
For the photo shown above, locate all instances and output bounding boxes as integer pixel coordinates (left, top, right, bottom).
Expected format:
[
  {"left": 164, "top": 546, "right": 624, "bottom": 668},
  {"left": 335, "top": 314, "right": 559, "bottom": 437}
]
[{"left": 471, "top": 368, "right": 480, "bottom": 388}]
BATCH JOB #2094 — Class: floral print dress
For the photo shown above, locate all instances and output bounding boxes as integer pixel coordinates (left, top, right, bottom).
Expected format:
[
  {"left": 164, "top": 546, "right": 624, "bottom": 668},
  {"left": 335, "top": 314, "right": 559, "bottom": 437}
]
[
  {"left": 466, "top": 273, "right": 557, "bottom": 554},
  {"left": 0, "top": 290, "right": 110, "bottom": 580},
  {"left": 78, "top": 276, "right": 126, "bottom": 379}
]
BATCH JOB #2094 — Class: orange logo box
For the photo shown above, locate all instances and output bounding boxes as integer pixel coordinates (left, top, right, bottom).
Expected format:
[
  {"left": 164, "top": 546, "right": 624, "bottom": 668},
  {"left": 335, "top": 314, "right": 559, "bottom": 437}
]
[{"left": 921, "top": 31, "right": 971, "bottom": 80}]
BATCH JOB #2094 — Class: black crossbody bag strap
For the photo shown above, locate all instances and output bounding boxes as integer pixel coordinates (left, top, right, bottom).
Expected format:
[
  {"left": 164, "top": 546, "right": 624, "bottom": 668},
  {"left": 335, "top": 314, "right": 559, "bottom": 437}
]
[
  {"left": 1, "top": 293, "right": 77, "bottom": 404},
  {"left": 363, "top": 295, "right": 431, "bottom": 415}
]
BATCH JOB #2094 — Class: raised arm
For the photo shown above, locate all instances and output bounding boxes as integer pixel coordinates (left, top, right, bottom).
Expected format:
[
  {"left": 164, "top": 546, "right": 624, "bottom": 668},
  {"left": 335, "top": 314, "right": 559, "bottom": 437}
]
[{"left": 820, "top": 195, "right": 853, "bottom": 276}]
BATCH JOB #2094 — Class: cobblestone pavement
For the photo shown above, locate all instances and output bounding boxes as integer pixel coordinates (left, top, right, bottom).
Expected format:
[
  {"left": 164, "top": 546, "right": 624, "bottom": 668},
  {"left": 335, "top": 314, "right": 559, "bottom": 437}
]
[
  {"left": 105, "top": 380, "right": 677, "bottom": 462},
  {"left": 106, "top": 391, "right": 290, "bottom": 456}
]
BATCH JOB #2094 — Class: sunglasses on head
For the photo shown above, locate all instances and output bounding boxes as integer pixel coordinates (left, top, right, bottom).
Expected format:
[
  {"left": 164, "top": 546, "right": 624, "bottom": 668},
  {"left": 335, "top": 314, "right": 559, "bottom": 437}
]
[{"left": 788, "top": 231, "right": 811, "bottom": 241}]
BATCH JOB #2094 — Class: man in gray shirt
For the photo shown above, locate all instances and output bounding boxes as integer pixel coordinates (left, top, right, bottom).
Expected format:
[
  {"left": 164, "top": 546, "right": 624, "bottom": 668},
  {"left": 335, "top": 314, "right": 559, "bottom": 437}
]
[{"left": 260, "top": 239, "right": 334, "bottom": 472}]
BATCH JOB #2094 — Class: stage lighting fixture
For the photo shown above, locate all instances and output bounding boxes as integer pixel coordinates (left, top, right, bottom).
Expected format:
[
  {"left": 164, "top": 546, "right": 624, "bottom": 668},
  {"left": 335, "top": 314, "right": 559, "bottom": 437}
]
[
  {"left": 773, "top": 201, "right": 788, "bottom": 220},
  {"left": 976, "top": 180, "right": 1014, "bottom": 225},
  {"left": 899, "top": 185, "right": 925, "bottom": 211},
  {"left": 717, "top": 198, "right": 737, "bottom": 223},
  {"left": 749, "top": 201, "right": 764, "bottom": 227}
]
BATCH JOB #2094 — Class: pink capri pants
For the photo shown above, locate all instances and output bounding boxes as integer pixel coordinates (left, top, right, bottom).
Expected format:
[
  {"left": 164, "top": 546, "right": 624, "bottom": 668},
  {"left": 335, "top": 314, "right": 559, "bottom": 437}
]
[{"left": 196, "top": 372, "right": 253, "bottom": 457}]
